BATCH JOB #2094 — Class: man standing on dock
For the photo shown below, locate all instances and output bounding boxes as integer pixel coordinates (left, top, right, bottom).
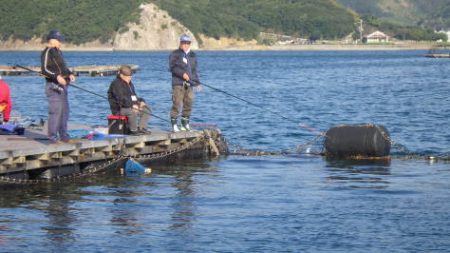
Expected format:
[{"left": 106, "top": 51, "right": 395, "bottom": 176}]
[
  {"left": 169, "top": 34, "right": 201, "bottom": 132},
  {"left": 107, "top": 65, "right": 151, "bottom": 135},
  {"left": 0, "top": 75, "right": 12, "bottom": 124},
  {"left": 41, "top": 30, "right": 76, "bottom": 144}
]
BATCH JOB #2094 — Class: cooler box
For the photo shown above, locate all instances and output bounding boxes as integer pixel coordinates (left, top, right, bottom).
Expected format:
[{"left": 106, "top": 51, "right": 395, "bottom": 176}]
[{"left": 107, "top": 115, "right": 130, "bottom": 134}]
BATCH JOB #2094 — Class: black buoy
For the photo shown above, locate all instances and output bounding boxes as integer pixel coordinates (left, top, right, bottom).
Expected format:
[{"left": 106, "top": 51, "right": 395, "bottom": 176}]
[{"left": 324, "top": 124, "right": 391, "bottom": 158}]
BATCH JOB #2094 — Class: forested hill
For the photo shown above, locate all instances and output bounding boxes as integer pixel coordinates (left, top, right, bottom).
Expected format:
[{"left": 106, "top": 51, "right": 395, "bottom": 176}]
[
  {"left": 0, "top": 0, "right": 145, "bottom": 44},
  {"left": 0, "top": 0, "right": 447, "bottom": 45},
  {"left": 151, "top": 0, "right": 448, "bottom": 41},
  {"left": 150, "top": 0, "right": 356, "bottom": 40},
  {"left": 336, "top": 0, "right": 450, "bottom": 30},
  {"left": 0, "top": 0, "right": 355, "bottom": 43}
]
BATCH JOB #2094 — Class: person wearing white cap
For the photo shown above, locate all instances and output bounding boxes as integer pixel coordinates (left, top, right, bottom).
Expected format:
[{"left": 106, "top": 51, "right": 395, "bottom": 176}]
[
  {"left": 169, "top": 34, "right": 202, "bottom": 132},
  {"left": 0, "top": 74, "right": 12, "bottom": 124}
]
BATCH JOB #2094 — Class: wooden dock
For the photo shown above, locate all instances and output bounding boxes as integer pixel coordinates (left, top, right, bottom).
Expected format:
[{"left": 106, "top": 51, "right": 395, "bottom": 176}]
[
  {"left": 0, "top": 64, "right": 139, "bottom": 77},
  {"left": 0, "top": 123, "right": 227, "bottom": 184},
  {"left": 424, "top": 53, "right": 450, "bottom": 58},
  {"left": 425, "top": 47, "right": 450, "bottom": 58}
]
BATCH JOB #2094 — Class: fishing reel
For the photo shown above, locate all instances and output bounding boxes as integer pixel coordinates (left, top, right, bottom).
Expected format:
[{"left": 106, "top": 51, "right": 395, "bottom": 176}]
[
  {"left": 183, "top": 80, "right": 191, "bottom": 89},
  {"left": 49, "top": 82, "right": 64, "bottom": 93}
]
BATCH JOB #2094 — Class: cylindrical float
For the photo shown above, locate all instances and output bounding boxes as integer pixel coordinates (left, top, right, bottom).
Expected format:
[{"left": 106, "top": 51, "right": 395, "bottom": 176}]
[{"left": 324, "top": 124, "right": 391, "bottom": 158}]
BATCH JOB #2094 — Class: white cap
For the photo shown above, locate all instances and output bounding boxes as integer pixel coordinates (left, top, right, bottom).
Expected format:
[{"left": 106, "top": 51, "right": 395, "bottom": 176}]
[{"left": 180, "top": 34, "right": 192, "bottom": 43}]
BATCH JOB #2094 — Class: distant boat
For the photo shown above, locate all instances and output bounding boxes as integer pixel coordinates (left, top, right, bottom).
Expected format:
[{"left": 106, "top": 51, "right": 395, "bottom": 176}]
[{"left": 425, "top": 46, "right": 450, "bottom": 58}]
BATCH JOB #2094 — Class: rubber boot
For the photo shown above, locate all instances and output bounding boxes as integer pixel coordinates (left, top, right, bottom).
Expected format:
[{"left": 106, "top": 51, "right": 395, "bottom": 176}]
[
  {"left": 171, "top": 118, "right": 180, "bottom": 132},
  {"left": 181, "top": 117, "right": 191, "bottom": 131}
]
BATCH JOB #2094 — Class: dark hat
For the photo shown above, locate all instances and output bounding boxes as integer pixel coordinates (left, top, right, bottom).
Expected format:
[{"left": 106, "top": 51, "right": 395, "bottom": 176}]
[
  {"left": 119, "top": 65, "right": 133, "bottom": 76},
  {"left": 180, "top": 34, "right": 192, "bottom": 43},
  {"left": 47, "top": 30, "right": 64, "bottom": 42}
]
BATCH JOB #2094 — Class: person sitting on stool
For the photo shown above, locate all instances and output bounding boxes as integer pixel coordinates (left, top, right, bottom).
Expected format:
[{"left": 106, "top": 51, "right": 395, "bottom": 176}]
[
  {"left": 107, "top": 65, "right": 151, "bottom": 135},
  {"left": 0, "top": 75, "right": 12, "bottom": 124}
]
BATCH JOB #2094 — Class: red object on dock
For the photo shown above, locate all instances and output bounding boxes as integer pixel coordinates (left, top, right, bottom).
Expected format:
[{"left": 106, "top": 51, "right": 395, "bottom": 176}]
[{"left": 107, "top": 115, "right": 129, "bottom": 134}]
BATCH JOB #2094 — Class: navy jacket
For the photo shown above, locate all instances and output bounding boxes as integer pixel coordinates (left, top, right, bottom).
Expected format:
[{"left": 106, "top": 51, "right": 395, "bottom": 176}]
[
  {"left": 169, "top": 48, "right": 200, "bottom": 86},
  {"left": 41, "top": 47, "right": 72, "bottom": 84},
  {"left": 107, "top": 77, "right": 144, "bottom": 115}
]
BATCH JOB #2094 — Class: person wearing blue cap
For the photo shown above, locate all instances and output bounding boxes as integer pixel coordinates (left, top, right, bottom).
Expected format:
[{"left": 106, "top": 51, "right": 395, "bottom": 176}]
[
  {"left": 169, "top": 34, "right": 202, "bottom": 132},
  {"left": 40, "top": 30, "right": 76, "bottom": 144}
]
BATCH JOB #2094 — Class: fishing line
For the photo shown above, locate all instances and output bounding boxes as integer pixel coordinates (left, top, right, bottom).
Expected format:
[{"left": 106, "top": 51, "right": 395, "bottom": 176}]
[
  {"left": 190, "top": 81, "right": 450, "bottom": 160},
  {"left": 14, "top": 64, "right": 169, "bottom": 123},
  {"left": 189, "top": 80, "right": 325, "bottom": 136}
]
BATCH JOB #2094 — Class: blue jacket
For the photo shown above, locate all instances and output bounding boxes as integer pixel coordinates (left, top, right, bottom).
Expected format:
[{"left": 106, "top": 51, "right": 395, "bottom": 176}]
[{"left": 169, "top": 48, "right": 200, "bottom": 87}]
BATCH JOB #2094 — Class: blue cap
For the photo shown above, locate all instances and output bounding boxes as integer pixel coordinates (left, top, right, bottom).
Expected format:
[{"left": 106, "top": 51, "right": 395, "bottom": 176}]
[
  {"left": 180, "top": 34, "right": 192, "bottom": 43},
  {"left": 46, "top": 30, "right": 65, "bottom": 42}
]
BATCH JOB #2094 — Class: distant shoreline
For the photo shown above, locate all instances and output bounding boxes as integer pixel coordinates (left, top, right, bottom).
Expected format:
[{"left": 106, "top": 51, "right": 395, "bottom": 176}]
[
  {"left": 267, "top": 43, "right": 434, "bottom": 51},
  {"left": 0, "top": 42, "right": 438, "bottom": 52}
]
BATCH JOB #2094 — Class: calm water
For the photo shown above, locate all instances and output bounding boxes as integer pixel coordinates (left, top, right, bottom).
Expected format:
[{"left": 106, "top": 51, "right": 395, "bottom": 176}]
[{"left": 1, "top": 50, "right": 449, "bottom": 252}]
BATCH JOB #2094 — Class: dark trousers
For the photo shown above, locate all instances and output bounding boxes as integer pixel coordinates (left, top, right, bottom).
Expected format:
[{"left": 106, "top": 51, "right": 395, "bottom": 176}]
[
  {"left": 170, "top": 85, "right": 194, "bottom": 119},
  {"left": 120, "top": 106, "right": 151, "bottom": 132},
  {"left": 46, "top": 82, "right": 69, "bottom": 141}
]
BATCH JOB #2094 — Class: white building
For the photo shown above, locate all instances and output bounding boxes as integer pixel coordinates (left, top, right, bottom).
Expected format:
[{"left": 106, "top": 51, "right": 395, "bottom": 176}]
[{"left": 365, "top": 31, "right": 389, "bottom": 43}]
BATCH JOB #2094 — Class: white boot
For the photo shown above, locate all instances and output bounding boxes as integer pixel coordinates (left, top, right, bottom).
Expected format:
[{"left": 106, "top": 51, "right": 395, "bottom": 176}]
[
  {"left": 171, "top": 118, "right": 180, "bottom": 132},
  {"left": 181, "top": 117, "right": 191, "bottom": 131}
]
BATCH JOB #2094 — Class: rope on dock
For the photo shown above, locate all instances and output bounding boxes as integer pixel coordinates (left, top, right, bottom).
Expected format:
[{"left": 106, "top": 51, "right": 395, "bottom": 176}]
[
  {"left": 130, "top": 129, "right": 226, "bottom": 160},
  {"left": 227, "top": 131, "right": 450, "bottom": 161},
  {"left": 226, "top": 134, "right": 324, "bottom": 157}
]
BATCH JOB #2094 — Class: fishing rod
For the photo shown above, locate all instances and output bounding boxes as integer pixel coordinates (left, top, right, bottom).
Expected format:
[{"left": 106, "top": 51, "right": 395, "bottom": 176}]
[
  {"left": 14, "top": 64, "right": 169, "bottom": 123},
  {"left": 189, "top": 80, "right": 325, "bottom": 136}
]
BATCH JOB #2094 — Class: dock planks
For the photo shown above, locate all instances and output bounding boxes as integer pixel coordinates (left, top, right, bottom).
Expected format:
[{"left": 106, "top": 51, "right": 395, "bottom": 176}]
[{"left": 0, "top": 123, "right": 225, "bottom": 179}]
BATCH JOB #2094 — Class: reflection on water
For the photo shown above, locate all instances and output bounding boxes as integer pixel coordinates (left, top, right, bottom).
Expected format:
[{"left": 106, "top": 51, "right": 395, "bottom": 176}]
[
  {"left": 109, "top": 187, "right": 145, "bottom": 236},
  {"left": 0, "top": 156, "right": 449, "bottom": 252},
  {"left": 151, "top": 159, "right": 218, "bottom": 234},
  {"left": 325, "top": 158, "right": 391, "bottom": 189},
  {"left": 169, "top": 169, "right": 196, "bottom": 232},
  {"left": 0, "top": 184, "right": 79, "bottom": 251}
]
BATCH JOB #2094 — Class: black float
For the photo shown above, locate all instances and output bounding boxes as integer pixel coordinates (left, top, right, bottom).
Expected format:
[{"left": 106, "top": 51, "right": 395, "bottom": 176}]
[{"left": 324, "top": 124, "right": 391, "bottom": 158}]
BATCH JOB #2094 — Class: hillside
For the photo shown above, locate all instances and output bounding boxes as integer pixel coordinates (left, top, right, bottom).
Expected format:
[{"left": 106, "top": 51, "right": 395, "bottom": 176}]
[
  {"left": 0, "top": 0, "right": 356, "bottom": 45},
  {"left": 0, "top": 3, "right": 206, "bottom": 51},
  {"left": 337, "top": 0, "right": 450, "bottom": 30},
  {"left": 112, "top": 4, "right": 199, "bottom": 50},
  {"left": 336, "top": 0, "right": 449, "bottom": 41},
  {"left": 151, "top": 0, "right": 447, "bottom": 42},
  {"left": 0, "top": 0, "right": 144, "bottom": 44},
  {"left": 150, "top": 0, "right": 356, "bottom": 40},
  {"left": 0, "top": 0, "right": 447, "bottom": 49}
]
